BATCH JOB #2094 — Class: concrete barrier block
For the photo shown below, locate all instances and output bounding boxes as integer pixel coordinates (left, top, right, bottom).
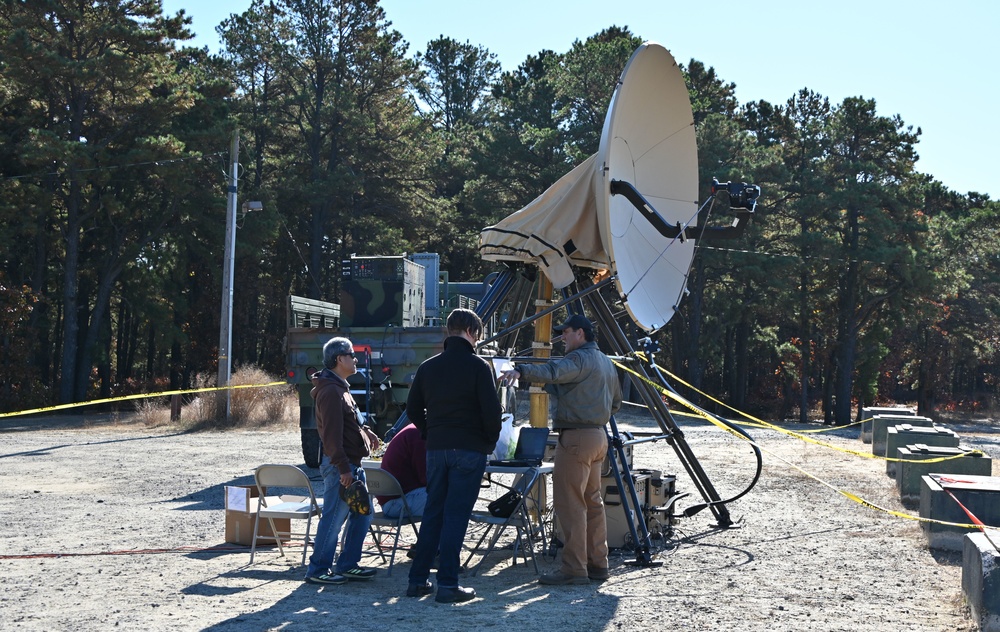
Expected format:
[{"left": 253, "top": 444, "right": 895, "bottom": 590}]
[
  {"left": 886, "top": 425, "right": 959, "bottom": 477},
  {"left": 963, "top": 532, "right": 1000, "bottom": 632},
  {"left": 920, "top": 474, "right": 1000, "bottom": 551},
  {"left": 860, "top": 406, "right": 915, "bottom": 443},
  {"left": 896, "top": 445, "right": 992, "bottom": 505},
  {"left": 872, "top": 415, "right": 933, "bottom": 456}
]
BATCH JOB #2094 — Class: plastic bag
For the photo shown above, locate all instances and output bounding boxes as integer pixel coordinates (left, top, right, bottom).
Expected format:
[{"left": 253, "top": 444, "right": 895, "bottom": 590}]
[{"left": 491, "top": 413, "right": 516, "bottom": 461}]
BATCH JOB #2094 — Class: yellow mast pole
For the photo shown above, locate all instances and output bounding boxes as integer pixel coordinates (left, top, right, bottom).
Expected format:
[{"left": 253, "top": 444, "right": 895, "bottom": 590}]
[{"left": 529, "top": 275, "right": 555, "bottom": 428}]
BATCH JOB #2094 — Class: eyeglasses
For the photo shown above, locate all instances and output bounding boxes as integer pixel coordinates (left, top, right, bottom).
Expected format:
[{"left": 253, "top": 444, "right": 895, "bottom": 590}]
[{"left": 340, "top": 353, "right": 357, "bottom": 361}]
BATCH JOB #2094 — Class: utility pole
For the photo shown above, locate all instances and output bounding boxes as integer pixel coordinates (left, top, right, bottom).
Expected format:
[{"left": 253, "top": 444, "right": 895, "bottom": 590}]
[{"left": 217, "top": 129, "right": 239, "bottom": 421}]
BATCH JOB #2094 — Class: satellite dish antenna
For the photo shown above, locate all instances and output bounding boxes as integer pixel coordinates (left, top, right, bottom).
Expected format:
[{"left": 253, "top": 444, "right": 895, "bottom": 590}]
[
  {"left": 479, "top": 42, "right": 758, "bottom": 329},
  {"left": 595, "top": 42, "right": 698, "bottom": 332},
  {"left": 474, "top": 41, "right": 763, "bottom": 548}
]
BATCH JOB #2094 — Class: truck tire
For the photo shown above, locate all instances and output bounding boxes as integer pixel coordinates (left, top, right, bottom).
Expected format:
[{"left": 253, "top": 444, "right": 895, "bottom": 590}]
[{"left": 301, "top": 428, "right": 322, "bottom": 468}]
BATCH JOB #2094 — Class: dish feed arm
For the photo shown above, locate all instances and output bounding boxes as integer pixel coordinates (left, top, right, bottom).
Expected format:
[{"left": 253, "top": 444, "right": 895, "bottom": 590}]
[{"left": 609, "top": 178, "right": 758, "bottom": 241}]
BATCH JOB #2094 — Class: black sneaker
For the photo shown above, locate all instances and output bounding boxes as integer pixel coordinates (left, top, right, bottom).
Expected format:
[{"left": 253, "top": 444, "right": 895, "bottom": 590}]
[
  {"left": 435, "top": 585, "right": 476, "bottom": 603},
  {"left": 341, "top": 566, "right": 377, "bottom": 581},
  {"left": 406, "top": 580, "right": 433, "bottom": 597},
  {"left": 305, "top": 573, "right": 347, "bottom": 585}
]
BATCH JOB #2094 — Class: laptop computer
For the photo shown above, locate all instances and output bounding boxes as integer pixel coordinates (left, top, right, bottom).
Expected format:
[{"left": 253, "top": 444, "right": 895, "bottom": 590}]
[{"left": 489, "top": 427, "right": 549, "bottom": 467}]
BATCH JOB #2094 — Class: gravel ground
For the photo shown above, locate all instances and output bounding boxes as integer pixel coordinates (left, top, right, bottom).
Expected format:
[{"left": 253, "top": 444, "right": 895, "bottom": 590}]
[{"left": 1, "top": 409, "right": 996, "bottom": 631}]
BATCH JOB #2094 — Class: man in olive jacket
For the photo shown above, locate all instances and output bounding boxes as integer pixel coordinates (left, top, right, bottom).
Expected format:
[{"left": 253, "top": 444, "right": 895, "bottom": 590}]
[
  {"left": 503, "top": 313, "right": 622, "bottom": 586},
  {"left": 405, "top": 308, "right": 502, "bottom": 603}
]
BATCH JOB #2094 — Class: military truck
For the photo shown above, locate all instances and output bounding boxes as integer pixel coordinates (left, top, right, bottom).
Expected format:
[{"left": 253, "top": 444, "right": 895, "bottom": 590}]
[{"left": 285, "top": 253, "right": 481, "bottom": 467}]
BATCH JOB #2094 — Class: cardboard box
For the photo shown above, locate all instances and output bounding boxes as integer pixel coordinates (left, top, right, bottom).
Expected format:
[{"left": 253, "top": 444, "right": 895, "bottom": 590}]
[{"left": 224, "top": 485, "right": 290, "bottom": 546}]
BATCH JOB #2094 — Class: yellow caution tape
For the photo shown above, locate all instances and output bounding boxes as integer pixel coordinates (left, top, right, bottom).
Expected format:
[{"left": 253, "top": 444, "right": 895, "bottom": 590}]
[
  {"left": 0, "top": 382, "right": 287, "bottom": 418},
  {"left": 617, "top": 359, "right": 984, "bottom": 464},
  {"left": 613, "top": 358, "right": 997, "bottom": 531}
]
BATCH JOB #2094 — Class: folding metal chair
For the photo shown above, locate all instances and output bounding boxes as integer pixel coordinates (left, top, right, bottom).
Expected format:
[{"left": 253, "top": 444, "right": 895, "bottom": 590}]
[
  {"left": 365, "top": 468, "right": 422, "bottom": 576},
  {"left": 250, "top": 464, "right": 322, "bottom": 566},
  {"left": 463, "top": 466, "right": 546, "bottom": 576}
]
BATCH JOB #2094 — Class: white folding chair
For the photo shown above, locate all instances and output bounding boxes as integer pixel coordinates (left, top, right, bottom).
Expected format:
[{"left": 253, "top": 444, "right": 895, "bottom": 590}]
[
  {"left": 365, "top": 468, "right": 421, "bottom": 576},
  {"left": 250, "top": 464, "right": 322, "bottom": 566},
  {"left": 463, "top": 467, "right": 546, "bottom": 576}
]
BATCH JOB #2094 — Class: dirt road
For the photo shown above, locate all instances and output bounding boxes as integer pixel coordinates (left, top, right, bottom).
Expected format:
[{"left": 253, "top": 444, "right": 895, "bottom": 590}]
[{"left": 1, "top": 412, "right": 995, "bottom": 631}]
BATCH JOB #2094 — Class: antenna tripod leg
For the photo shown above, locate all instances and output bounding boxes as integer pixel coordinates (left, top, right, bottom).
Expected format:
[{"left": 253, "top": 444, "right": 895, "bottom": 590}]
[
  {"left": 583, "top": 288, "right": 734, "bottom": 528},
  {"left": 606, "top": 414, "right": 659, "bottom": 566}
]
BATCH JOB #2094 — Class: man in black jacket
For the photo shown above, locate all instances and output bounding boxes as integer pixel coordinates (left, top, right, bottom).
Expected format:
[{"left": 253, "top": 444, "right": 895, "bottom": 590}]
[{"left": 405, "top": 308, "right": 502, "bottom": 603}]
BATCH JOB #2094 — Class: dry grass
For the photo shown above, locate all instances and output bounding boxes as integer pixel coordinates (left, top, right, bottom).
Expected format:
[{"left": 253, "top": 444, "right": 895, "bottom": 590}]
[
  {"left": 179, "top": 372, "right": 216, "bottom": 424},
  {"left": 133, "top": 398, "right": 173, "bottom": 428},
  {"left": 228, "top": 365, "right": 295, "bottom": 428},
  {"left": 116, "top": 367, "right": 296, "bottom": 431}
]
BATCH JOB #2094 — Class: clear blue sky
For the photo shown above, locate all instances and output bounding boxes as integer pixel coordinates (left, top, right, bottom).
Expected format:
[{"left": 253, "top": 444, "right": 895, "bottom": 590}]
[{"left": 162, "top": 0, "right": 999, "bottom": 200}]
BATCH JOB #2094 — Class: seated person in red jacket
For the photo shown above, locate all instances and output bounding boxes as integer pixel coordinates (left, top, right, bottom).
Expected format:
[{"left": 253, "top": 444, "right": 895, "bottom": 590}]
[{"left": 375, "top": 422, "right": 427, "bottom": 518}]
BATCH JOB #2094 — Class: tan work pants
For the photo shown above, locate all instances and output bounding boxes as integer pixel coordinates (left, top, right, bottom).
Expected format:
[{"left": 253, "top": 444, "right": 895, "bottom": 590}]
[{"left": 553, "top": 427, "right": 609, "bottom": 577}]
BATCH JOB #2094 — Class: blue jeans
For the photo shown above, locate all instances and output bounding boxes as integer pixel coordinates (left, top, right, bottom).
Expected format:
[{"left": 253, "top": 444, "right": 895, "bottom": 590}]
[
  {"left": 305, "top": 458, "right": 373, "bottom": 577},
  {"left": 381, "top": 486, "right": 427, "bottom": 519},
  {"left": 408, "top": 449, "right": 486, "bottom": 589}
]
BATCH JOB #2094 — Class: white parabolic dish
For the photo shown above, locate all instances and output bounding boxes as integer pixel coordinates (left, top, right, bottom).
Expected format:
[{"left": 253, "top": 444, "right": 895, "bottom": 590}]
[
  {"left": 596, "top": 42, "right": 699, "bottom": 332},
  {"left": 478, "top": 42, "right": 698, "bottom": 333}
]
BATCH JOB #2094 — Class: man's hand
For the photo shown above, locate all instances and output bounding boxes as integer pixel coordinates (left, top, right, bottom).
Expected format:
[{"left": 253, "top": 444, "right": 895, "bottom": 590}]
[
  {"left": 340, "top": 471, "right": 354, "bottom": 488},
  {"left": 501, "top": 369, "right": 520, "bottom": 386}
]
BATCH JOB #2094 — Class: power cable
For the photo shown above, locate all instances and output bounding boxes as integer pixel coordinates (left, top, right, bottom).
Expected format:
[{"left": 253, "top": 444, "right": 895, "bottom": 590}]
[{"left": 0, "top": 152, "right": 226, "bottom": 183}]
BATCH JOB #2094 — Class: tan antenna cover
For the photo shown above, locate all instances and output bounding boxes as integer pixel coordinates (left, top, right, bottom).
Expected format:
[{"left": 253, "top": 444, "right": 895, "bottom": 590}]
[{"left": 479, "top": 154, "right": 609, "bottom": 289}]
